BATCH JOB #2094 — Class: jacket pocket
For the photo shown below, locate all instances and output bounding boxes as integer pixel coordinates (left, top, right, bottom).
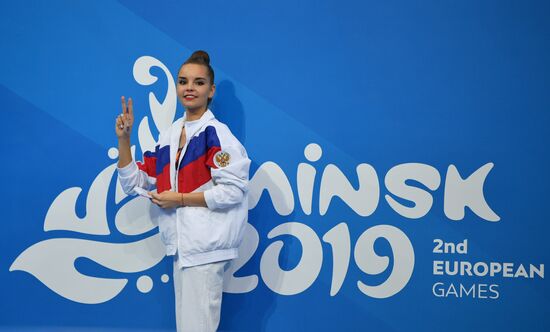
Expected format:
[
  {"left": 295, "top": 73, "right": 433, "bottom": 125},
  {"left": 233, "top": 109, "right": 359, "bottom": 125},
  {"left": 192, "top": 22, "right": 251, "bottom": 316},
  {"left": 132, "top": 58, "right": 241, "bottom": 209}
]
[{"left": 179, "top": 206, "right": 214, "bottom": 255}]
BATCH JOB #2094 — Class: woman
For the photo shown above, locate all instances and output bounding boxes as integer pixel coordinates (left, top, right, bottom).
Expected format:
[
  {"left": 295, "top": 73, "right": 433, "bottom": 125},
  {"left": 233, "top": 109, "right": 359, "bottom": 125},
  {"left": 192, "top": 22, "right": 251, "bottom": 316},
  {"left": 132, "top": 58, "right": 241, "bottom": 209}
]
[{"left": 115, "top": 50, "right": 250, "bottom": 332}]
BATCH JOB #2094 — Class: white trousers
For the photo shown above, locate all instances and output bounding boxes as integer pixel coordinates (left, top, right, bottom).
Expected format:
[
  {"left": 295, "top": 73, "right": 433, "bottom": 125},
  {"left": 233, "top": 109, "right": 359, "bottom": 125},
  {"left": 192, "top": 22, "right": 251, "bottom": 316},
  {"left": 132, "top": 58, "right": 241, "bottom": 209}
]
[{"left": 173, "top": 259, "right": 229, "bottom": 332}]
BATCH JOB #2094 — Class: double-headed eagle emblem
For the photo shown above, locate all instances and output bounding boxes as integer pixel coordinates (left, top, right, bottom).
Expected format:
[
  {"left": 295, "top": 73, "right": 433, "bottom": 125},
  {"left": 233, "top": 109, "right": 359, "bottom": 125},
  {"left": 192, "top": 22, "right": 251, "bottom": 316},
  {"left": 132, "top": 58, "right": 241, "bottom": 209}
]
[{"left": 214, "top": 151, "right": 231, "bottom": 168}]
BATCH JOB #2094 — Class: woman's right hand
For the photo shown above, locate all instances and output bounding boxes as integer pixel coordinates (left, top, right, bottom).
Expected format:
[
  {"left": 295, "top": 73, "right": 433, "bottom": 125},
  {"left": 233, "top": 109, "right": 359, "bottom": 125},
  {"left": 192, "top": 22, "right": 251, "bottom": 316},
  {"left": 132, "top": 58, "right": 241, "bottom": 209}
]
[{"left": 115, "top": 96, "right": 134, "bottom": 139}]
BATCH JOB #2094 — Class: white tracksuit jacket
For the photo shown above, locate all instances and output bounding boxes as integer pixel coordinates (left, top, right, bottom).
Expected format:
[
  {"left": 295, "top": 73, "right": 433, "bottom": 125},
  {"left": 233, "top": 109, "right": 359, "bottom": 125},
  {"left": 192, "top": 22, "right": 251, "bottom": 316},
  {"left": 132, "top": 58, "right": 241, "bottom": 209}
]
[{"left": 117, "top": 110, "right": 250, "bottom": 268}]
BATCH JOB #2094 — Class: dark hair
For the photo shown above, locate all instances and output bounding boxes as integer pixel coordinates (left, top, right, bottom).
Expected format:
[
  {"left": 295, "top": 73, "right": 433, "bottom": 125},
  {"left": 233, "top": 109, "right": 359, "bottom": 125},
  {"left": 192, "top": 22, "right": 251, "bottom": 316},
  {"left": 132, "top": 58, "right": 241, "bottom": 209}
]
[
  {"left": 183, "top": 50, "right": 215, "bottom": 83},
  {"left": 182, "top": 50, "right": 215, "bottom": 106}
]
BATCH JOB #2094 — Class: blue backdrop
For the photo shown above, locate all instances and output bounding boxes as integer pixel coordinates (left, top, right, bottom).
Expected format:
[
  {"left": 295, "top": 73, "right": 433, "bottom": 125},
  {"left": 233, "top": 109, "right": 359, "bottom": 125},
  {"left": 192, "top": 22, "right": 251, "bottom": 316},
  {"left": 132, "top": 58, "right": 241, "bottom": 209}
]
[{"left": 1, "top": 1, "right": 548, "bottom": 331}]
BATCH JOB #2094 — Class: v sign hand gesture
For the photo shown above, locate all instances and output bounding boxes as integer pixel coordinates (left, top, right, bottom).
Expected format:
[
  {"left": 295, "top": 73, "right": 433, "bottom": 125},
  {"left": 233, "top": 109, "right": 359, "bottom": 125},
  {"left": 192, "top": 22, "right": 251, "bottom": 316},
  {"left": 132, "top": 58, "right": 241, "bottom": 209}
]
[
  {"left": 116, "top": 96, "right": 135, "bottom": 168},
  {"left": 115, "top": 96, "right": 134, "bottom": 138}
]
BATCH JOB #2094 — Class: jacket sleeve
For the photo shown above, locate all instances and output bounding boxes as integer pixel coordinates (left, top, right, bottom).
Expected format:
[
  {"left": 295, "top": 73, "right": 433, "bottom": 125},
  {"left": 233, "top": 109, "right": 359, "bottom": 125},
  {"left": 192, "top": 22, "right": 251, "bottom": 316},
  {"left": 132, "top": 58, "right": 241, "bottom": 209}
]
[
  {"left": 203, "top": 143, "right": 251, "bottom": 210},
  {"left": 117, "top": 148, "right": 158, "bottom": 195}
]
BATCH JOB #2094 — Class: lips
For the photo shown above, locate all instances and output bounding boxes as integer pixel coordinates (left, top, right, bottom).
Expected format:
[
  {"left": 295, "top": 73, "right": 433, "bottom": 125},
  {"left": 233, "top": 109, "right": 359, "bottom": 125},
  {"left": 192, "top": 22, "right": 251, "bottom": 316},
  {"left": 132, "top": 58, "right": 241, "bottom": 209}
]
[{"left": 183, "top": 95, "right": 196, "bottom": 101}]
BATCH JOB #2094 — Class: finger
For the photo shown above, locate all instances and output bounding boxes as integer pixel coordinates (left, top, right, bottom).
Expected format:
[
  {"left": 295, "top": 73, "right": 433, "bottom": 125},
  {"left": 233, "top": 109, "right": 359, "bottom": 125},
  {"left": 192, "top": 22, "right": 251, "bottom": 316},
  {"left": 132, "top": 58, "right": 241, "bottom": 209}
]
[
  {"left": 128, "top": 98, "right": 133, "bottom": 118},
  {"left": 116, "top": 114, "right": 126, "bottom": 128},
  {"left": 152, "top": 198, "right": 161, "bottom": 205},
  {"left": 121, "top": 96, "right": 127, "bottom": 115},
  {"left": 121, "top": 114, "right": 128, "bottom": 128},
  {"left": 116, "top": 116, "right": 123, "bottom": 130},
  {"left": 123, "top": 97, "right": 130, "bottom": 125}
]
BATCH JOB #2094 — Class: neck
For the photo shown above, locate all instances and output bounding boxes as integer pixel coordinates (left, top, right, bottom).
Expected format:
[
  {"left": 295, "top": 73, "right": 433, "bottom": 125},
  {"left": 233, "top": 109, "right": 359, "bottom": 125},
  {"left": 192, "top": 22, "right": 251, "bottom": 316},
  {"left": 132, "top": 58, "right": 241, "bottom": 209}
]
[{"left": 185, "top": 106, "right": 208, "bottom": 121}]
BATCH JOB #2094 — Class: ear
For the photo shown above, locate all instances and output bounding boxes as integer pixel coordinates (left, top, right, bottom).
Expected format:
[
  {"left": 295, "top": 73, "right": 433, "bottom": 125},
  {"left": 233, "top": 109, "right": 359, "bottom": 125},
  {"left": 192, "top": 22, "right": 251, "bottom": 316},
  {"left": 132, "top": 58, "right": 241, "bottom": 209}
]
[{"left": 208, "top": 83, "right": 216, "bottom": 99}]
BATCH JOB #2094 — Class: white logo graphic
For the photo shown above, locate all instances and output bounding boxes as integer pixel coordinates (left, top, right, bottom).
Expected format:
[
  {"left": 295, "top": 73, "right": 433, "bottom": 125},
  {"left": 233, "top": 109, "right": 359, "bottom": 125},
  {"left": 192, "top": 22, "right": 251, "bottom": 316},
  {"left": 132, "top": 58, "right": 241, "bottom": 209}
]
[
  {"left": 9, "top": 56, "right": 502, "bottom": 305},
  {"left": 9, "top": 56, "right": 176, "bottom": 304}
]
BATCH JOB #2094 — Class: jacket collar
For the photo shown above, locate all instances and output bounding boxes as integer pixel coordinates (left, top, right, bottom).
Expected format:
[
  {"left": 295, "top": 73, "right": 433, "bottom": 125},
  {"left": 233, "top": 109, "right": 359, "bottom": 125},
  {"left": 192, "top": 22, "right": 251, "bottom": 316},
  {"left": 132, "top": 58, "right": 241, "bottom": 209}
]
[{"left": 183, "top": 109, "right": 215, "bottom": 138}]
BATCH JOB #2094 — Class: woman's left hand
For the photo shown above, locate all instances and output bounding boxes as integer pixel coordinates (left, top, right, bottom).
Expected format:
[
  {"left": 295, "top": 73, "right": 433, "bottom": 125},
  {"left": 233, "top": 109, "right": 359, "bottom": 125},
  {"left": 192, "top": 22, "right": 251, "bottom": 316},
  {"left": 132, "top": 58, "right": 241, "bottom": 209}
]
[{"left": 150, "top": 191, "right": 182, "bottom": 209}]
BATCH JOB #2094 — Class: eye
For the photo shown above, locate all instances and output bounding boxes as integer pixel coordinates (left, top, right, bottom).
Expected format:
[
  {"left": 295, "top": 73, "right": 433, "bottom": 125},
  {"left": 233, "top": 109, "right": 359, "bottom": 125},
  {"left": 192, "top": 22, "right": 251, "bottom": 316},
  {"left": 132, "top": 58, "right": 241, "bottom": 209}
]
[
  {"left": 178, "top": 79, "right": 186, "bottom": 85},
  {"left": 196, "top": 81, "right": 205, "bottom": 86}
]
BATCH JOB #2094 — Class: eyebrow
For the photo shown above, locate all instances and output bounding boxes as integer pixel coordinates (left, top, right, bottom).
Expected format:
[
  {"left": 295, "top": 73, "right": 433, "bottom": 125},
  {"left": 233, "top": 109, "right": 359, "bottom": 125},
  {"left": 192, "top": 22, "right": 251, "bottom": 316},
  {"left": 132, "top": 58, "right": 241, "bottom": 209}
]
[{"left": 178, "top": 76, "right": 207, "bottom": 80}]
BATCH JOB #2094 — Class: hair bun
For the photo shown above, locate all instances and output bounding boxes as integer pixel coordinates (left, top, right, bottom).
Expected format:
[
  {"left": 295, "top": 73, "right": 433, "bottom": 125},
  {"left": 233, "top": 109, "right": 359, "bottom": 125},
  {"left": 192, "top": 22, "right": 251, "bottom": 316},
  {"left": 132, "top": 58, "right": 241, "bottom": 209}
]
[
  {"left": 181, "top": 50, "right": 215, "bottom": 90},
  {"left": 188, "top": 50, "right": 210, "bottom": 65}
]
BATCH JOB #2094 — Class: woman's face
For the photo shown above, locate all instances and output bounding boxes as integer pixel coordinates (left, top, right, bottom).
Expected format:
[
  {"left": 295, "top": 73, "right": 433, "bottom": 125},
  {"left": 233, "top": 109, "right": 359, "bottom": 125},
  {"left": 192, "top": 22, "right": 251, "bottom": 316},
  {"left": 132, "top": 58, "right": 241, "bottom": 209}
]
[{"left": 177, "top": 63, "right": 215, "bottom": 112}]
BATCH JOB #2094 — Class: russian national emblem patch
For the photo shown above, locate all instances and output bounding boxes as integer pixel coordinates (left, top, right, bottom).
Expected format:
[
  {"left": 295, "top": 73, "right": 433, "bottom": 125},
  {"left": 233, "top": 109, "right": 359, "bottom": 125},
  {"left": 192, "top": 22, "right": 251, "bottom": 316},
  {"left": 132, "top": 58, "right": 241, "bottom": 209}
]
[{"left": 214, "top": 150, "right": 231, "bottom": 168}]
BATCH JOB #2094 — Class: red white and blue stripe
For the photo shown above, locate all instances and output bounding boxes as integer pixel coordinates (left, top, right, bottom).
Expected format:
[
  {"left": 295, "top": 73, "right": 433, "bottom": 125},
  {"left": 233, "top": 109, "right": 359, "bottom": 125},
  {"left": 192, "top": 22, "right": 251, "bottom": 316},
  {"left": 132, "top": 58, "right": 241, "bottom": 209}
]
[{"left": 137, "top": 125, "right": 221, "bottom": 193}]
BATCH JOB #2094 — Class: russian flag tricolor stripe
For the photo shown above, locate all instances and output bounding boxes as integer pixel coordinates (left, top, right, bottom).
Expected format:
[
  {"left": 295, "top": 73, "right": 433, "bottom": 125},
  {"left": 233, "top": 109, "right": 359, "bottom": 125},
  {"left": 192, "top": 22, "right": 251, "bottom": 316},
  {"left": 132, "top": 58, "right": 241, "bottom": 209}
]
[
  {"left": 137, "top": 150, "right": 157, "bottom": 178},
  {"left": 155, "top": 145, "right": 171, "bottom": 175},
  {"left": 137, "top": 145, "right": 172, "bottom": 193},
  {"left": 137, "top": 125, "right": 222, "bottom": 194},
  {"left": 178, "top": 126, "right": 221, "bottom": 193},
  {"left": 180, "top": 126, "right": 221, "bottom": 169}
]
